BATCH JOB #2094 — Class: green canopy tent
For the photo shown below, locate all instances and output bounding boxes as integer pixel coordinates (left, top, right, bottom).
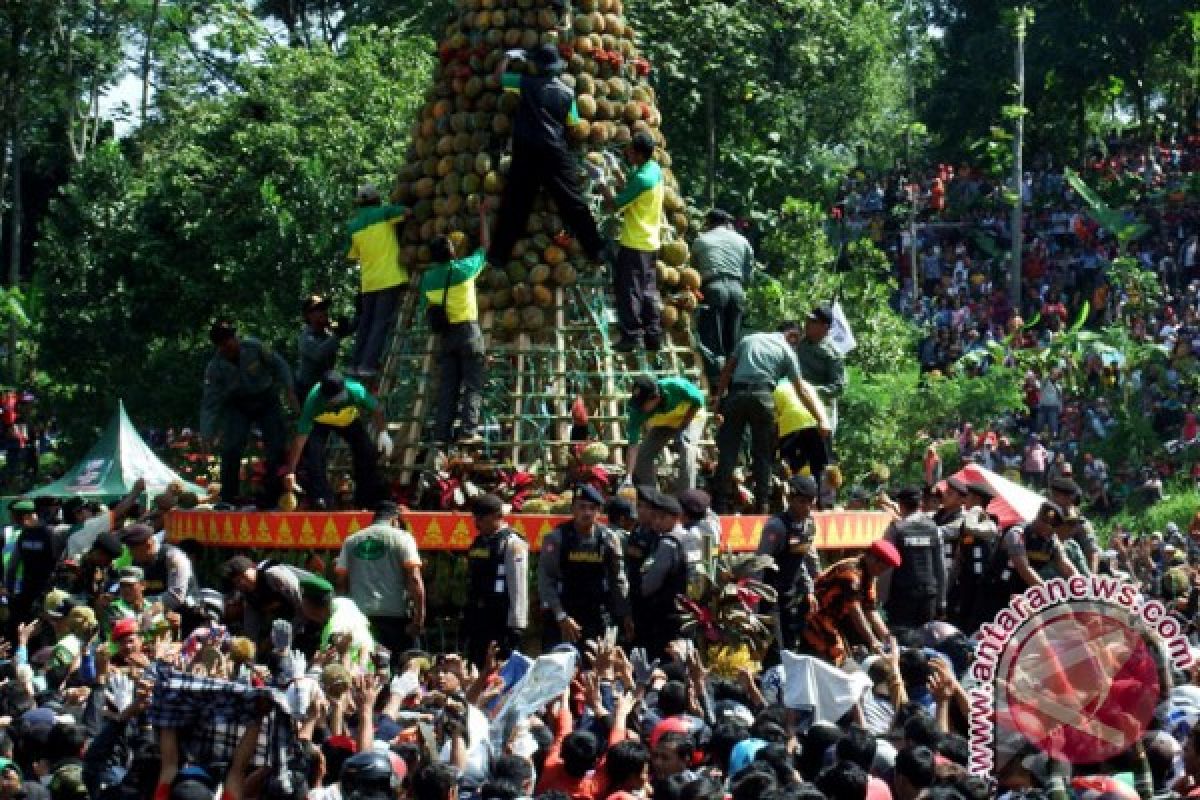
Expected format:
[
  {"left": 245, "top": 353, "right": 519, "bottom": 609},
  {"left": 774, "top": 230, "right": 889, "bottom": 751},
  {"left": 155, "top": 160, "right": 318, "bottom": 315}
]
[{"left": 28, "top": 401, "right": 202, "bottom": 498}]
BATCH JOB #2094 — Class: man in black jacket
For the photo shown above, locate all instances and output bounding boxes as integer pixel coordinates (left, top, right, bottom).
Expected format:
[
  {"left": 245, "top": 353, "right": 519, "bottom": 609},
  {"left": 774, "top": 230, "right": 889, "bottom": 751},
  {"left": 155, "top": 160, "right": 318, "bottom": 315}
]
[{"left": 488, "top": 41, "right": 607, "bottom": 268}]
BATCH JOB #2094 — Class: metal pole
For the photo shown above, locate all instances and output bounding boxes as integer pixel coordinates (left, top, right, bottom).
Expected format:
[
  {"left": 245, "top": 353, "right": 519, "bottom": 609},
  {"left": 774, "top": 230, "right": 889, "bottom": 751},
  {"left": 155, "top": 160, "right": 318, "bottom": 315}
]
[{"left": 1010, "top": 9, "right": 1027, "bottom": 303}]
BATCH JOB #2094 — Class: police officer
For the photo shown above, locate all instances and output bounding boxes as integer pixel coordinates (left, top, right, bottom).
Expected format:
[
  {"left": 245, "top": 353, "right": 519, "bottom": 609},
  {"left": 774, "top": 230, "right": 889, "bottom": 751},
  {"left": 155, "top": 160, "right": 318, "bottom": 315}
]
[
  {"left": 121, "top": 523, "right": 199, "bottom": 614},
  {"left": 882, "top": 487, "right": 945, "bottom": 630},
  {"left": 3, "top": 498, "right": 57, "bottom": 634},
  {"left": 463, "top": 493, "right": 528, "bottom": 667},
  {"left": 934, "top": 476, "right": 968, "bottom": 570},
  {"left": 757, "top": 475, "right": 821, "bottom": 651},
  {"left": 1049, "top": 477, "right": 1100, "bottom": 573},
  {"left": 623, "top": 486, "right": 661, "bottom": 646},
  {"left": 794, "top": 306, "right": 846, "bottom": 431},
  {"left": 638, "top": 490, "right": 699, "bottom": 658},
  {"left": 538, "top": 485, "right": 630, "bottom": 646},
  {"left": 986, "top": 501, "right": 1077, "bottom": 611},
  {"left": 947, "top": 481, "right": 1000, "bottom": 631},
  {"left": 199, "top": 320, "right": 298, "bottom": 505},
  {"left": 295, "top": 294, "right": 350, "bottom": 398}
]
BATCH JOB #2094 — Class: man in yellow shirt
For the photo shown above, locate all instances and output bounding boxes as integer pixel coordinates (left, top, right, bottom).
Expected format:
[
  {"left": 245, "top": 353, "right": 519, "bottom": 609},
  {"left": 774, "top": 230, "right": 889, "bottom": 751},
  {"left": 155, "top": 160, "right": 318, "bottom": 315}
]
[
  {"left": 774, "top": 377, "right": 832, "bottom": 499},
  {"left": 345, "top": 184, "right": 409, "bottom": 379},
  {"left": 420, "top": 203, "right": 490, "bottom": 445},
  {"left": 603, "top": 132, "right": 665, "bottom": 353}
]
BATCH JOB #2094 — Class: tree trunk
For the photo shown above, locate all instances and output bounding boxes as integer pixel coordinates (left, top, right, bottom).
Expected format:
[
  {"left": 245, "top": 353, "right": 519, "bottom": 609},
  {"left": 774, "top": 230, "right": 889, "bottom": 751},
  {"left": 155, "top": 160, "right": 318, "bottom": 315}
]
[
  {"left": 1010, "top": 12, "right": 1026, "bottom": 304},
  {"left": 140, "top": 0, "right": 161, "bottom": 124},
  {"left": 7, "top": 129, "right": 19, "bottom": 383},
  {"left": 705, "top": 82, "right": 716, "bottom": 208}
]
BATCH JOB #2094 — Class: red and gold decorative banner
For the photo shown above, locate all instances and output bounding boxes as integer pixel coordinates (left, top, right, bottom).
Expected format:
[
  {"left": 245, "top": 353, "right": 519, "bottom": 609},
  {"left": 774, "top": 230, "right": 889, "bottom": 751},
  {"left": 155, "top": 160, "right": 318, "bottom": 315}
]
[{"left": 165, "top": 510, "right": 892, "bottom": 551}]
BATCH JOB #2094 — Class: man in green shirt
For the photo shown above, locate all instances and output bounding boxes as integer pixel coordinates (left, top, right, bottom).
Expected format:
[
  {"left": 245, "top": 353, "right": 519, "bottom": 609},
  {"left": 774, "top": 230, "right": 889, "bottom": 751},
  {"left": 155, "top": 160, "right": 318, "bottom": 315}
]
[
  {"left": 283, "top": 370, "right": 391, "bottom": 510},
  {"left": 420, "top": 202, "right": 490, "bottom": 445},
  {"left": 794, "top": 306, "right": 846, "bottom": 431},
  {"left": 625, "top": 375, "right": 706, "bottom": 492},
  {"left": 692, "top": 209, "right": 755, "bottom": 384},
  {"left": 602, "top": 131, "right": 666, "bottom": 352}
]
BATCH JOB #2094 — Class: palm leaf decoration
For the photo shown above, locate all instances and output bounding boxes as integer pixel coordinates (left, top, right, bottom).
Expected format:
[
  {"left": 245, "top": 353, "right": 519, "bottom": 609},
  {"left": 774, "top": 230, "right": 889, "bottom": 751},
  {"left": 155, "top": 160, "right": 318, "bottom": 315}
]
[
  {"left": 677, "top": 553, "right": 779, "bottom": 655},
  {"left": 1064, "top": 168, "right": 1150, "bottom": 249}
]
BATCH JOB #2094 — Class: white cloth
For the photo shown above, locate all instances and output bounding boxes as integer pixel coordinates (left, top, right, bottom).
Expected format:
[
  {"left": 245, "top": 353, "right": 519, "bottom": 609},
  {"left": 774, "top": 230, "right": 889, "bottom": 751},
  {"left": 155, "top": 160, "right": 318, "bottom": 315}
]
[
  {"left": 64, "top": 512, "right": 113, "bottom": 561},
  {"left": 780, "top": 651, "right": 872, "bottom": 722},
  {"left": 828, "top": 301, "right": 858, "bottom": 356},
  {"left": 490, "top": 650, "right": 577, "bottom": 751}
]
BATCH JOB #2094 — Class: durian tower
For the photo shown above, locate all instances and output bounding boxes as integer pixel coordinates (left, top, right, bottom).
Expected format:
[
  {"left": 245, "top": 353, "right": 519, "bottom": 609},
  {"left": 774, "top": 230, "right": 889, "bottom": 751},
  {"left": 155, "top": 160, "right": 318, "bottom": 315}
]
[{"left": 387, "top": 0, "right": 705, "bottom": 470}]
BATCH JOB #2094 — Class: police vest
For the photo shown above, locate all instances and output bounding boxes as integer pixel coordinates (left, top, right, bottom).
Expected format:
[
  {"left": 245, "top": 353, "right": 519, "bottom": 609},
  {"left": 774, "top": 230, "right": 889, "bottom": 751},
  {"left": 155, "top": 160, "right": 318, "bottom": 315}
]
[
  {"left": 558, "top": 525, "right": 612, "bottom": 613},
  {"left": 956, "top": 525, "right": 996, "bottom": 593},
  {"left": 624, "top": 526, "right": 658, "bottom": 601},
  {"left": 645, "top": 531, "right": 690, "bottom": 619},
  {"left": 143, "top": 544, "right": 198, "bottom": 602},
  {"left": 466, "top": 528, "right": 520, "bottom": 611},
  {"left": 767, "top": 513, "right": 817, "bottom": 597},
  {"left": 890, "top": 516, "right": 940, "bottom": 599},
  {"left": 990, "top": 527, "right": 1054, "bottom": 594},
  {"left": 934, "top": 508, "right": 964, "bottom": 563}
]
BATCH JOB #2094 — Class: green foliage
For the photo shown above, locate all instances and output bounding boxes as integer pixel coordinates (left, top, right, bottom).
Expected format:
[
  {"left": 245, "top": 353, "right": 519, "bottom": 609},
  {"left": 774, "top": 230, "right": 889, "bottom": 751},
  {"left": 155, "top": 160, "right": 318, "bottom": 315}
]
[
  {"left": 35, "top": 25, "right": 432, "bottom": 455},
  {"left": 1104, "top": 483, "right": 1200, "bottom": 539}
]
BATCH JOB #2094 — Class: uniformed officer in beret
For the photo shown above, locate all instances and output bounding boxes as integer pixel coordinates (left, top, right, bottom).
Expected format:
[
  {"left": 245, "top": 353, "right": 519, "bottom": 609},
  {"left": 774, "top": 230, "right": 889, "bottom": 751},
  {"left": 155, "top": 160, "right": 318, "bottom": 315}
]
[
  {"left": 623, "top": 486, "right": 662, "bottom": 646},
  {"left": 199, "top": 320, "right": 298, "bottom": 505},
  {"left": 757, "top": 475, "right": 821, "bottom": 653},
  {"left": 463, "top": 493, "right": 528, "bottom": 667},
  {"left": 637, "top": 489, "right": 701, "bottom": 657},
  {"left": 538, "top": 485, "right": 630, "bottom": 646}
]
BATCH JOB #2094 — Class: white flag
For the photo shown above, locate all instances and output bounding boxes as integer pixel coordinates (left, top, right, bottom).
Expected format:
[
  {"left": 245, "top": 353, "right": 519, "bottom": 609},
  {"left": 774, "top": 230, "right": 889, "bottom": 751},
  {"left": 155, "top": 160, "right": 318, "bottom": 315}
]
[{"left": 827, "top": 301, "right": 857, "bottom": 356}]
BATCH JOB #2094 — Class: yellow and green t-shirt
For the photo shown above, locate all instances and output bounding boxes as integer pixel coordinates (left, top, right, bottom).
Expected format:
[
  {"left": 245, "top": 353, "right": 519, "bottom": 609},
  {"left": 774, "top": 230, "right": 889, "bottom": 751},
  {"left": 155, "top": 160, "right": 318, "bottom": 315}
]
[
  {"left": 347, "top": 204, "right": 409, "bottom": 292},
  {"left": 614, "top": 160, "right": 665, "bottom": 252},
  {"left": 420, "top": 248, "right": 487, "bottom": 325},
  {"left": 775, "top": 380, "right": 819, "bottom": 437},
  {"left": 297, "top": 379, "right": 377, "bottom": 435},
  {"left": 627, "top": 376, "right": 704, "bottom": 445}
]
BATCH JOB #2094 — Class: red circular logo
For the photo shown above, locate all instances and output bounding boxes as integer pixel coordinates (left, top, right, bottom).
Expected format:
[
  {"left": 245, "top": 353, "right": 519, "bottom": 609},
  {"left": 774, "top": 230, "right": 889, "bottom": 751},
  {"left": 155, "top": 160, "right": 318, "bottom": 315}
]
[{"left": 995, "top": 605, "right": 1160, "bottom": 765}]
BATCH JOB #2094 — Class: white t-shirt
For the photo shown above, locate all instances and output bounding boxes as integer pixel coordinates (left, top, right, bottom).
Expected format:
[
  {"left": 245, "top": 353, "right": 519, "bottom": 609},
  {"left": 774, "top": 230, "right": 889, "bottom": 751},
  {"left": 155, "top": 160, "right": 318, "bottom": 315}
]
[{"left": 64, "top": 512, "right": 114, "bottom": 561}]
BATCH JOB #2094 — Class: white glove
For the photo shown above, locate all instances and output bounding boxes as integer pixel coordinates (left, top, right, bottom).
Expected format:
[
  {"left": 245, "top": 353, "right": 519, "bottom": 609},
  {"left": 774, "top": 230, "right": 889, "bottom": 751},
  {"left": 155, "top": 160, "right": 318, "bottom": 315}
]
[
  {"left": 106, "top": 672, "right": 134, "bottom": 714},
  {"left": 377, "top": 430, "right": 394, "bottom": 458},
  {"left": 505, "top": 49, "right": 526, "bottom": 60}
]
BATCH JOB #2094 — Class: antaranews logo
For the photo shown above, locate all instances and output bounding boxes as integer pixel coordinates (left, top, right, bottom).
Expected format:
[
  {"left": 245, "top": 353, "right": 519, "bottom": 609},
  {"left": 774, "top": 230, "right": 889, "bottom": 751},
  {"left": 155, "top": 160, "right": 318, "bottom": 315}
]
[{"left": 968, "top": 574, "right": 1193, "bottom": 782}]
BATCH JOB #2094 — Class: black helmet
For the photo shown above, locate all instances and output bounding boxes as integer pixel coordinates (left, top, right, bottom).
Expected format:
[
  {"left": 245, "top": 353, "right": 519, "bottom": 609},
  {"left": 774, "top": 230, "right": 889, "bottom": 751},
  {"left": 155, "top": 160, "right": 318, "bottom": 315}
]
[{"left": 340, "top": 751, "right": 396, "bottom": 799}]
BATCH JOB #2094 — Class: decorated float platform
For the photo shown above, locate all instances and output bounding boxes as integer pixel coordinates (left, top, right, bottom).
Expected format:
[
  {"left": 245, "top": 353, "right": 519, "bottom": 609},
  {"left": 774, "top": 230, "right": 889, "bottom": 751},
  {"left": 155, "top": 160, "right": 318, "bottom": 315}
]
[{"left": 164, "top": 509, "right": 891, "bottom": 551}]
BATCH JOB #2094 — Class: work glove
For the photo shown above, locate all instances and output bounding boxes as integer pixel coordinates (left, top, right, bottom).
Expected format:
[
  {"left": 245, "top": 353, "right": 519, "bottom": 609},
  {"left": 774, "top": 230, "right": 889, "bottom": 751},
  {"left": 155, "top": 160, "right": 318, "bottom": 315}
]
[{"left": 377, "top": 430, "right": 394, "bottom": 458}]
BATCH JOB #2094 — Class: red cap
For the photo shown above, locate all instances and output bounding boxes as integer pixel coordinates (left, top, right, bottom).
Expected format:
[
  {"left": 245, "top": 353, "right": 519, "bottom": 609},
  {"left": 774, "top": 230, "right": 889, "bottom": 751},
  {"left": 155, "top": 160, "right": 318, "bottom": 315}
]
[
  {"left": 869, "top": 539, "right": 902, "bottom": 569},
  {"left": 650, "top": 715, "right": 691, "bottom": 749},
  {"left": 326, "top": 735, "right": 358, "bottom": 754},
  {"left": 111, "top": 618, "right": 138, "bottom": 641}
]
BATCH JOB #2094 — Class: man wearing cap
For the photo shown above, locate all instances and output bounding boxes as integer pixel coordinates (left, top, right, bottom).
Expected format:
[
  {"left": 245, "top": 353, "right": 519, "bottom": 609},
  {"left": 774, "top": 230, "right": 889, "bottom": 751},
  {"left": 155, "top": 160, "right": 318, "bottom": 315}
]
[
  {"left": 299, "top": 574, "right": 375, "bottom": 668},
  {"left": 692, "top": 209, "right": 755, "bottom": 383},
  {"left": 1050, "top": 477, "right": 1100, "bottom": 573},
  {"left": 103, "top": 566, "right": 149, "bottom": 638},
  {"left": 757, "top": 475, "right": 821, "bottom": 653},
  {"left": 947, "top": 481, "right": 1000, "bottom": 631},
  {"left": 802, "top": 540, "right": 900, "bottom": 667},
  {"left": 48, "top": 606, "right": 96, "bottom": 686},
  {"left": 220, "top": 555, "right": 305, "bottom": 646},
  {"left": 463, "top": 493, "right": 528, "bottom": 667},
  {"left": 601, "top": 131, "right": 666, "bottom": 352},
  {"left": 345, "top": 183, "right": 409, "bottom": 379},
  {"left": 622, "top": 486, "right": 662, "bottom": 644},
  {"left": 932, "top": 476, "right": 967, "bottom": 570},
  {"left": 295, "top": 293, "right": 351, "bottom": 398},
  {"left": 538, "top": 485, "right": 631, "bottom": 646},
  {"left": 794, "top": 306, "right": 847, "bottom": 431},
  {"left": 4, "top": 498, "right": 58, "bottom": 634},
  {"left": 712, "top": 321, "right": 831, "bottom": 513},
  {"left": 199, "top": 320, "right": 297, "bottom": 505},
  {"left": 985, "top": 501, "right": 1077, "bottom": 611},
  {"left": 638, "top": 489, "right": 701, "bottom": 657},
  {"left": 70, "top": 530, "right": 125, "bottom": 604},
  {"left": 625, "top": 375, "right": 705, "bottom": 493},
  {"left": 489, "top": 42, "right": 607, "bottom": 271},
  {"left": 335, "top": 502, "right": 424, "bottom": 654},
  {"left": 421, "top": 201, "right": 491, "bottom": 446},
  {"left": 282, "top": 369, "right": 390, "bottom": 510},
  {"left": 881, "top": 487, "right": 945, "bottom": 630},
  {"left": 122, "top": 523, "right": 198, "bottom": 613}
]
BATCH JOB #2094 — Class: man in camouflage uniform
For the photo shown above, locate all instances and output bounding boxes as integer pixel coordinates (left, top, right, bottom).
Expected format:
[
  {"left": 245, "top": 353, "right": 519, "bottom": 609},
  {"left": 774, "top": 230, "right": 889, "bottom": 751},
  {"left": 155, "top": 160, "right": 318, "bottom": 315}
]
[
  {"left": 200, "top": 320, "right": 298, "bottom": 505},
  {"left": 793, "top": 306, "right": 846, "bottom": 431}
]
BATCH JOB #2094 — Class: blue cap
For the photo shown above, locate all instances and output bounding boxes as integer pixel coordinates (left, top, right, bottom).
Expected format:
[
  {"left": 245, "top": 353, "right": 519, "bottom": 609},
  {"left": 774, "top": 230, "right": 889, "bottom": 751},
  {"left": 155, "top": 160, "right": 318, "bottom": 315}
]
[
  {"left": 575, "top": 485, "right": 606, "bottom": 506},
  {"left": 729, "top": 738, "right": 768, "bottom": 778}
]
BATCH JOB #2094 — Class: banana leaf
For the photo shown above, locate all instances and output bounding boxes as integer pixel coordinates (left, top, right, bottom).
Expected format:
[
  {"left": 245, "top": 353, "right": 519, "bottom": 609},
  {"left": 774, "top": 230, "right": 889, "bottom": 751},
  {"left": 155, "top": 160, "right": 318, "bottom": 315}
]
[
  {"left": 1065, "top": 168, "right": 1150, "bottom": 246},
  {"left": 1068, "top": 301, "right": 1090, "bottom": 334}
]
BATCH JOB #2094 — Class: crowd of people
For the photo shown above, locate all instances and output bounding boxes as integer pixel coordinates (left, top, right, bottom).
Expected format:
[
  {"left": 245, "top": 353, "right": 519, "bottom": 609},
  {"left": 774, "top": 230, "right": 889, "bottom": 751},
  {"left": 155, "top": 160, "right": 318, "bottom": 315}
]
[{"left": 831, "top": 135, "right": 1200, "bottom": 510}]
